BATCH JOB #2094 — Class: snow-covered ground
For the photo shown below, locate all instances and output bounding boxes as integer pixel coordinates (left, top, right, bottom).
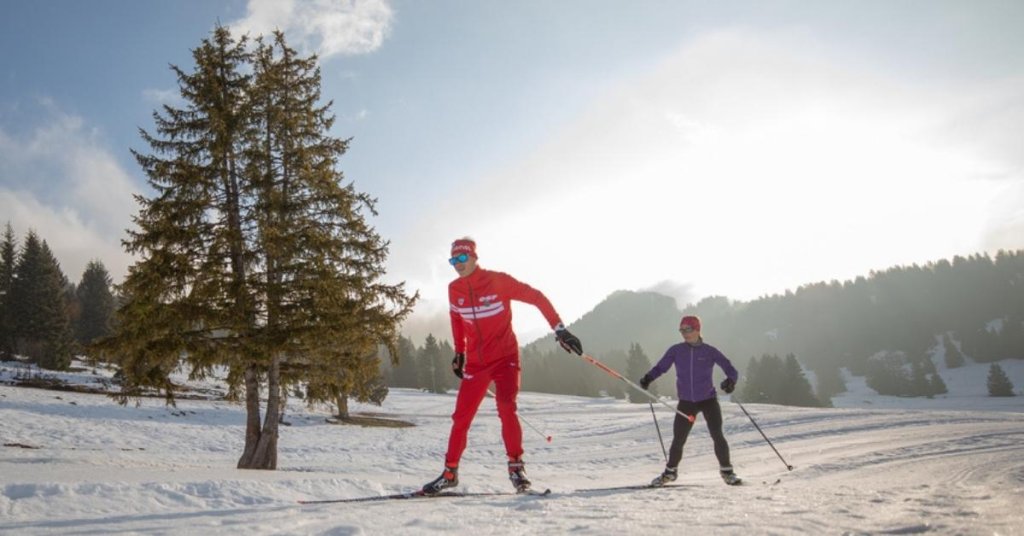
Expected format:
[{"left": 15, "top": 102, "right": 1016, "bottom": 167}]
[{"left": 2, "top": 358, "right": 1023, "bottom": 535}]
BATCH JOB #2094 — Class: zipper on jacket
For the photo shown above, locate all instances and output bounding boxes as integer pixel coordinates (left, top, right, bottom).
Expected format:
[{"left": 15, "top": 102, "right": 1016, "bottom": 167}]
[{"left": 689, "top": 345, "right": 695, "bottom": 401}]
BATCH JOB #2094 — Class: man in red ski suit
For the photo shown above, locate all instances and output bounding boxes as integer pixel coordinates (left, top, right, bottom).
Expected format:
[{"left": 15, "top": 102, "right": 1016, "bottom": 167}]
[{"left": 422, "top": 237, "right": 582, "bottom": 494}]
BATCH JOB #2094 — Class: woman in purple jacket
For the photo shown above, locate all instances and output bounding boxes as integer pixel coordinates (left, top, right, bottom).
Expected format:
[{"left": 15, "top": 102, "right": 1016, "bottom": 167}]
[{"left": 639, "top": 315, "right": 743, "bottom": 486}]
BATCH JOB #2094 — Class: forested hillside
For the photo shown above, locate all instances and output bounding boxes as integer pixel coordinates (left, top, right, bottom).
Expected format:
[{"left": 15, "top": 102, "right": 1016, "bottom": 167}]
[{"left": 511, "top": 250, "right": 1024, "bottom": 401}]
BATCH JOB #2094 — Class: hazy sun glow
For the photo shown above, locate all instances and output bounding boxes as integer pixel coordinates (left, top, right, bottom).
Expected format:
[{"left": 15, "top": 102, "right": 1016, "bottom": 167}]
[{"left": 392, "top": 30, "right": 1019, "bottom": 342}]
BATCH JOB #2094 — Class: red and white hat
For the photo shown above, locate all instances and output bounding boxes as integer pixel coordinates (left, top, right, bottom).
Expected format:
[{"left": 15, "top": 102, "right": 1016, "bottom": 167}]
[{"left": 451, "top": 238, "right": 477, "bottom": 259}]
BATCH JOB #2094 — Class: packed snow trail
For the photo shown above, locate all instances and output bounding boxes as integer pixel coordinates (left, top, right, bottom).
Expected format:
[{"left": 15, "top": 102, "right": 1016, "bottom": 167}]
[{"left": 2, "top": 366, "right": 1023, "bottom": 534}]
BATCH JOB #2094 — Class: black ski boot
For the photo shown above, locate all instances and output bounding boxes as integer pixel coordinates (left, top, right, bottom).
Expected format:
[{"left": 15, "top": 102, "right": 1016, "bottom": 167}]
[
  {"left": 508, "top": 458, "right": 531, "bottom": 493},
  {"left": 650, "top": 466, "right": 678, "bottom": 487},
  {"left": 422, "top": 464, "right": 458, "bottom": 495},
  {"left": 720, "top": 466, "right": 742, "bottom": 486}
]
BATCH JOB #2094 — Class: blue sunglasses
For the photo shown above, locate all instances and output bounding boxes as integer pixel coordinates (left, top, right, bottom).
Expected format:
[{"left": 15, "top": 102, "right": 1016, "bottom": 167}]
[{"left": 449, "top": 253, "right": 470, "bottom": 265}]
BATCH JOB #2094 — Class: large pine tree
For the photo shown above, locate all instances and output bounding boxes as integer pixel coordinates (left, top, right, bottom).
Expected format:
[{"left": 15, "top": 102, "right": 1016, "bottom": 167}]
[
  {"left": 235, "top": 32, "right": 415, "bottom": 468},
  {"left": 75, "top": 260, "right": 115, "bottom": 347},
  {"left": 10, "top": 231, "right": 73, "bottom": 369},
  {"left": 105, "top": 28, "right": 415, "bottom": 470},
  {"left": 108, "top": 26, "right": 256, "bottom": 403}
]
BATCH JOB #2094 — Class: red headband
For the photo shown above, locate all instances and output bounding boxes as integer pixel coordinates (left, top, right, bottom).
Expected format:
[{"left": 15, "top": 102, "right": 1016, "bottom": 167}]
[{"left": 451, "top": 239, "right": 477, "bottom": 259}]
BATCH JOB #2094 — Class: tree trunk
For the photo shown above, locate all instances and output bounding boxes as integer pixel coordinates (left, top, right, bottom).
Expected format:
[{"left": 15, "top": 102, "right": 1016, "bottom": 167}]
[
  {"left": 334, "top": 389, "right": 349, "bottom": 419},
  {"left": 236, "top": 364, "right": 262, "bottom": 468},
  {"left": 278, "top": 386, "right": 289, "bottom": 424},
  {"left": 246, "top": 353, "right": 282, "bottom": 470}
]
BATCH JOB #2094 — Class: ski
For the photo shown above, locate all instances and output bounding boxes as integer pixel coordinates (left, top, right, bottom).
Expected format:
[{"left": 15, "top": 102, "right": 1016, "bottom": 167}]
[
  {"left": 299, "top": 487, "right": 550, "bottom": 505},
  {"left": 518, "top": 487, "right": 552, "bottom": 496},
  {"left": 573, "top": 483, "right": 686, "bottom": 493},
  {"left": 299, "top": 490, "right": 502, "bottom": 504}
]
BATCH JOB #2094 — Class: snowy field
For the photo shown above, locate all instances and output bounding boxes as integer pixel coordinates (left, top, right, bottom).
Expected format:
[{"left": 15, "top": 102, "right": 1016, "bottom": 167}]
[{"left": 2, "top": 359, "right": 1023, "bottom": 535}]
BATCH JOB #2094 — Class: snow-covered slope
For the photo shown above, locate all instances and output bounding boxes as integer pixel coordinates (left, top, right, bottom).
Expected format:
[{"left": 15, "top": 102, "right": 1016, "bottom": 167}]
[
  {"left": 832, "top": 357, "right": 1024, "bottom": 412},
  {"left": 1, "top": 360, "right": 1023, "bottom": 535}
]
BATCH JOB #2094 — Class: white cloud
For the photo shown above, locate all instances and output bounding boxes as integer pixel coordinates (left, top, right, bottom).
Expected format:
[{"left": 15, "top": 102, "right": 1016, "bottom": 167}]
[
  {"left": 0, "top": 101, "right": 138, "bottom": 283},
  {"left": 643, "top": 280, "right": 698, "bottom": 311},
  {"left": 230, "top": 0, "right": 393, "bottom": 58}
]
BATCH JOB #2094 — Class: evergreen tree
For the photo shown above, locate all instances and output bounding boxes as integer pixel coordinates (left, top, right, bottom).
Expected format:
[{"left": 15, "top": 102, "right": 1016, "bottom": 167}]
[
  {"left": 780, "top": 354, "right": 822, "bottom": 407},
  {"left": 996, "top": 316, "right": 1024, "bottom": 360},
  {"left": 865, "top": 352, "right": 911, "bottom": 396},
  {"left": 928, "top": 372, "right": 948, "bottom": 396},
  {"left": 75, "top": 260, "right": 115, "bottom": 348},
  {"left": 418, "top": 334, "right": 449, "bottom": 394},
  {"left": 10, "top": 232, "right": 73, "bottom": 369},
  {"left": 103, "top": 28, "right": 415, "bottom": 471},
  {"left": 813, "top": 362, "right": 846, "bottom": 400},
  {"left": 521, "top": 346, "right": 554, "bottom": 394},
  {"left": 909, "top": 358, "right": 931, "bottom": 397},
  {"left": 942, "top": 333, "right": 964, "bottom": 368},
  {"left": 302, "top": 348, "right": 389, "bottom": 420},
  {"left": 987, "top": 363, "right": 1015, "bottom": 397},
  {"left": 238, "top": 33, "right": 415, "bottom": 466},
  {"left": 759, "top": 353, "right": 787, "bottom": 401},
  {"left": 438, "top": 339, "right": 456, "bottom": 392},
  {"left": 736, "top": 353, "right": 823, "bottom": 407},
  {"left": 389, "top": 335, "right": 420, "bottom": 388},
  {"left": 959, "top": 327, "right": 997, "bottom": 363},
  {"left": 625, "top": 342, "right": 655, "bottom": 401},
  {"left": 0, "top": 223, "right": 16, "bottom": 358},
  {"left": 739, "top": 355, "right": 764, "bottom": 403},
  {"left": 107, "top": 26, "right": 256, "bottom": 406}
]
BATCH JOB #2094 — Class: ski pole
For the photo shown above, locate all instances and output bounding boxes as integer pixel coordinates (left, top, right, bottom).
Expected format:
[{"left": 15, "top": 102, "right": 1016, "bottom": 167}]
[
  {"left": 735, "top": 401, "right": 794, "bottom": 471},
  {"left": 488, "top": 389, "right": 552, "bottom": 443},
  {"left": 574, "top": 352, "right": 695, "bottom": 424},
  {"left": 649, "top": 402, "right": 668, "bottom": 462}
]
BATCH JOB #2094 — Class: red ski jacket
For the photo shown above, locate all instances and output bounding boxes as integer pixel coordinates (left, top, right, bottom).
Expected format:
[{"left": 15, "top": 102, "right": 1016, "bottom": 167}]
[{"left": 449, "top": 267, "right": 562, "bottom": 367}]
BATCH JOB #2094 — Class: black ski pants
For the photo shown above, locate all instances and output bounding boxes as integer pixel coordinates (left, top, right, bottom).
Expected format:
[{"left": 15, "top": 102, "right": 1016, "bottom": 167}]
[{"left": 666, "top": 397, "right": 731, "bottom": 470}]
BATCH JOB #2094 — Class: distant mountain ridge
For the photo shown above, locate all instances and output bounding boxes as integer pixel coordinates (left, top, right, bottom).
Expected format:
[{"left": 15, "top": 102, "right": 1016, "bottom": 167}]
[
  {"left": 523, "top": 251, "right": 1024, "bottom": 400},
  {"left": 523, "top": 289, "right": 683, "bottom": 359}
]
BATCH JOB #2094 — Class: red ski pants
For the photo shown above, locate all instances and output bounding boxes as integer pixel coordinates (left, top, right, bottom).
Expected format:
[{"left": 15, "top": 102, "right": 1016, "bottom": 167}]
[{"left": 445, "top": 355, "right": 522, "bottom": 466}]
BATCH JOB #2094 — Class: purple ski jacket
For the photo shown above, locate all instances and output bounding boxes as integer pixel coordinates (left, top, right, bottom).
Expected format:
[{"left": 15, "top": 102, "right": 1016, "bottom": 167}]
[{"left": 646, "top": 340, "right": 739, "bottom": 402}]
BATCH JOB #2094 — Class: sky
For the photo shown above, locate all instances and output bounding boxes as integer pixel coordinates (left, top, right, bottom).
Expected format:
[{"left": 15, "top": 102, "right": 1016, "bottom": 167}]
[
  {"left": 2, "top": 355, "right": 1024, "bottom": 534},
  {"left": 2, "top": 0, "right": 1023, "bottom": 343}
]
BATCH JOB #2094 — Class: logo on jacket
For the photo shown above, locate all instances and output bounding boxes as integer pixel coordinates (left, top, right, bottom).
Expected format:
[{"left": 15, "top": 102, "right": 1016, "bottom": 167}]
[
  {"left": 480, "top": 294, "right": 498, "bottom": 304},
  {"left": 458, "top": 298, "right": 464, "bottom": 305}
]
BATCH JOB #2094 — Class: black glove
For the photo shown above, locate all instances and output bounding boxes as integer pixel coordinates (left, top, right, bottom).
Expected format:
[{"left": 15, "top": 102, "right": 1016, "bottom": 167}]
[
  {"left": 639, "top": 374, "right": 654, "bottom": 390},
  {"left": 555, "top": 326, "right": 583, "bottom": 355},
  {"left": 451, "top": 353, "right": 466, "bottom": 379},
  {"left": 720, "top": 377, "right": 736, "bottom": 394}
]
